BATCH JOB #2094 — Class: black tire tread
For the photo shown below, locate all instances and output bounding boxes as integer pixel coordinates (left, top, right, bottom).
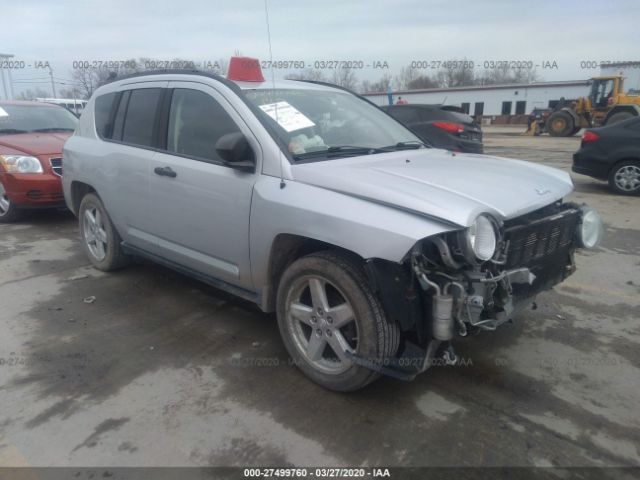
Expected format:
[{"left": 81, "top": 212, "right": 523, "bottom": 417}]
[
  {"left": 547, "top": 111, "right": 574, "bottom": 137},
  {"left": 277, "top": 249, "right": 399, "bottom": 391}
]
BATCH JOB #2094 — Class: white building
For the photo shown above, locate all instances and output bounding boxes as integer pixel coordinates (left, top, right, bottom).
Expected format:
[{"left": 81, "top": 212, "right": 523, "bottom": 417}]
[{"left": 363, "top": 80, "right": 590, "bottom": 117}]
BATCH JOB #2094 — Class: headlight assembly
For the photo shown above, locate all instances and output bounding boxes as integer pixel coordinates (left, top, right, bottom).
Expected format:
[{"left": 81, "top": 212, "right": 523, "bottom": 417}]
[
  {"left": 577, "top": 207, "right": 603, "bottom": 249},
  {"left": 0, "top": 155, "right": 44, "bottom": 174},
  {"left": 464, "top": 214, "right": 499, "bottom": 262}
]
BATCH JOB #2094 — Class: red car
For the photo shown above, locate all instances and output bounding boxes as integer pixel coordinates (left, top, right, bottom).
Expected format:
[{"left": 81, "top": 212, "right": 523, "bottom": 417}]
[{"left": 0, "top": 101, "right": 78, "bottom": 222}]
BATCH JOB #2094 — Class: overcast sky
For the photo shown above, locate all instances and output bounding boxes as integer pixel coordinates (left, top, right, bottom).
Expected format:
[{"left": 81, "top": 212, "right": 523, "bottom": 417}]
[{"left": 1, "top": 0, "right": 639, "bottom": 96}]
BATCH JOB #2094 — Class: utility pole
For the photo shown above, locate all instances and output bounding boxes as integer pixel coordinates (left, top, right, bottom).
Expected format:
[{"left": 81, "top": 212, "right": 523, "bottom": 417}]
[
  {"left": 0, "top": 53, "right": 15, "bottom": 100},
  {"left": 48, "top": 65, "right": 57, "bottom": 98}
]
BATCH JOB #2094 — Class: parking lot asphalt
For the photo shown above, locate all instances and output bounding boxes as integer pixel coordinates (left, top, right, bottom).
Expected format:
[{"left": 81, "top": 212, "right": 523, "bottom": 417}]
[{"left": 0, "top": 128, "right": 638, "bottom": 469}]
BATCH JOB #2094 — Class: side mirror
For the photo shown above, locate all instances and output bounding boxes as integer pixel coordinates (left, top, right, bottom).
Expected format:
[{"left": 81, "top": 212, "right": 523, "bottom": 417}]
[{"left": 215, "top": 132, "right": 255, "bottom": 172}]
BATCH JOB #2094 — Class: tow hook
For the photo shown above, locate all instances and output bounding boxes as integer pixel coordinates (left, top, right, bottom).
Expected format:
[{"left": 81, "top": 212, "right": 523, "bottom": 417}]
[{"left": 442, "top": 344, "right": 458, "bottom": 366}]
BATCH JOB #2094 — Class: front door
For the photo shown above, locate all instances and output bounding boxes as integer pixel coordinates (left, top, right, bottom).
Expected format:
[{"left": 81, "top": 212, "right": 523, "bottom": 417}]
[{"left": 148, "top": 83, "right": 260, "bottom": 289}]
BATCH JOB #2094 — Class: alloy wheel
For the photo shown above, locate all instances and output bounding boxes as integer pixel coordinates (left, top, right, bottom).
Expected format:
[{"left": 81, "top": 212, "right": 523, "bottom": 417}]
[
  {"left": 83, "top": 206, "right": 108, "bottom": 261},
  {"left": 286, "top": 275, "right": 359, "bottom": 375}
]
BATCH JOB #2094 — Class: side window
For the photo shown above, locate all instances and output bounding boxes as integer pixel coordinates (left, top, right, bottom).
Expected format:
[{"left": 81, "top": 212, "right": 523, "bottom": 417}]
[
  {"left": 94, "top": 92, "right": 117, "bottom": 139},
  {"left": 111, "top": 90, "right": 131, "bottom": 141},
  {"left": 121, "top": 88, "right": 162, "bottom": 147},
  {"left": 388, "top": 107, "right": 419, "bottom": 124},
  {"left": 166, "top": 89, "right": 242, "bottom": 163}
]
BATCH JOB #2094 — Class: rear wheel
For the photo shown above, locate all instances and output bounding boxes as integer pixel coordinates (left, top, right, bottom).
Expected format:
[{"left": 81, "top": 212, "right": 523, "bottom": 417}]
[
  {"left": 609, "top": 160, "right": 640, "bottom": 195},
  {"left": 276, "top": 251, "right": 399, "bottom": 391},
  {"left": 547, "top": 111, "right": 575, "bottom": 137},
  {"left": 79, "top": 193, "right": 130, "bottom": 271},
  {"left": 606, "top": 111, "right": 634, "bottom": 126},
  {"left": 0, "top": 181, "right": 23, "bottom": 223}
]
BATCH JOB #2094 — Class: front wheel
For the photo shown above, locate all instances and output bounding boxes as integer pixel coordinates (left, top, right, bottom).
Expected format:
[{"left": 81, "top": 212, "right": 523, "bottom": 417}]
[
  {"left": 546, "top": 111, "right": 575, "bottom": 137},
  {"left": 276, "top": 251, "right": 399, "bottom": 391},
  {"left": 79, "top": 193, "right": 130, "bottom": 271}
]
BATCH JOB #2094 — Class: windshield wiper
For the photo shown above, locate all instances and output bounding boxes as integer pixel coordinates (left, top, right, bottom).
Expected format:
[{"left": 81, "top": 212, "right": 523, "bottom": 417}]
[
  {"left": 292, "top": 142, "right": 429, "bottom": 161},
  {"left": 293, "top": 145, "right": 387, "bottom": 161},
  {"left": 31, "top": 128, "right": 75, "bottom": 132},
  {"left": 0, "top": 128, "right": 28, "bottom": 134},
  {"left": 378, "top": 141, "right": 429, "bottom": 150}
]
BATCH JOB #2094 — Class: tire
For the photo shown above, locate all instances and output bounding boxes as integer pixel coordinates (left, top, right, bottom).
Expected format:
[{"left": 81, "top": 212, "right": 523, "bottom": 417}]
[
  {"left": 546, "top": 111, "right": 575, "bottom": 137},
  {"left": 276, "top": 250, "right": 399, "bottom": 392},
  {"left": 608, "top": 160, "right": 640, "bottom": 195},
  {"left": 78, "top": 193, "right": 130, "bottom": 271},
  {"left": 0, "top": 181, "right": 23, "bottom": 223},
  {"left": 570, "top": 126, "right": 582, "bottom": 135},
  {"left": 606, "top": 112, "right": 634, "bottom": 126}
]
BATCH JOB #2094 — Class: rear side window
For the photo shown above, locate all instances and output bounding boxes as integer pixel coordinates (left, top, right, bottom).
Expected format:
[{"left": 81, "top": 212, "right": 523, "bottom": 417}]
[
  {"left": 94, "top": 93, "right": 117, "bottom": 138},
  {"left": 386, "top": 107, "right": 420, "bottom": 123},
  {"left": 121, "top": 88, "right": 162, "bottom": 147},
  {"left": 166, "top": 89, "right": 242, "bottom": 163}
]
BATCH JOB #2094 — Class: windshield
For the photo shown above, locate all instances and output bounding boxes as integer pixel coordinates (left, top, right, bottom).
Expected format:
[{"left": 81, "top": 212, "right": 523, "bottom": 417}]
[
  {"left": 0, "top": 104, "right": 78, "bottom": 134},
  {"left": 243, "top": 88, "right": 423, "bottom": 160}
]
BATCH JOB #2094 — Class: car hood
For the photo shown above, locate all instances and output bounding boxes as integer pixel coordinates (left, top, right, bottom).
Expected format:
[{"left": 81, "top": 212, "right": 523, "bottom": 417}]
[
  {"left": 290, "top": 149, "right": 573, "bottom": 227},
  {"left": 0, "top": 132, "right": 71, "bottom": 156}
]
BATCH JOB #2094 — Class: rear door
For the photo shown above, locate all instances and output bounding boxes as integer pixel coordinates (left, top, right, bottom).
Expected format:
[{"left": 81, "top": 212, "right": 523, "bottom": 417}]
[
  {"left": 147, "top": 82, "right": 260, "bottom": 289},
  {"left": 92, "top": 83, "right": 166, "bottom": 253}
]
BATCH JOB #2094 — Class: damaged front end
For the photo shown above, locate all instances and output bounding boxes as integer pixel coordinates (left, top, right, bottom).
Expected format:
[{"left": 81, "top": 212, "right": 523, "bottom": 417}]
[{"left": 356, "top": 201, "right": 602, "bottom": 380}]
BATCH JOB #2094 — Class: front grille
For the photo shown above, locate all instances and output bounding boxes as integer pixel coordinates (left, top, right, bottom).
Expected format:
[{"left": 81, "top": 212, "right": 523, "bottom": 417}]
[
  {"left": 26, "top": 190, "right": 64, "bottom": 201},
  {"left": 50, "top": 157, "right": 63, "bottom": 177},
  {"left": 504, "top": 207, "right": 580, "bottom": 270}
]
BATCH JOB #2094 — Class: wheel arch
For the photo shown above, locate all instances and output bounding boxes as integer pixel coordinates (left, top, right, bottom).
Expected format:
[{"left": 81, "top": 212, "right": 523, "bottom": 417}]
[
  {"left": 69, "top": 181, "right": 97, "bottom": 216},
  {"left": 608, "top": 156, "right": 640, "bottom": 176},
  {"left": 260, "top": 233, "right": 365, "bottom": 312}
]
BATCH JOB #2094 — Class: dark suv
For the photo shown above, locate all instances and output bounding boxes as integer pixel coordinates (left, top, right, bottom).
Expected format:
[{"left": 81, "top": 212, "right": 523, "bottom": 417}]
[{"left": 381, "top": 104, "right": 483, "bottom": 153}]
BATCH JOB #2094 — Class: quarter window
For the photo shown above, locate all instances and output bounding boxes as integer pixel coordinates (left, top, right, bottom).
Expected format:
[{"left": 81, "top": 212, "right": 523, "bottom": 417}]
[
  {"left": 166, "top": 89, "right": 242, "bottom": 163},
  {"left": 121, "top": 88, "right": 162, "bottom": 147},
  {"left": 94, "top": 92, "right": 117, "bottom": 139}
]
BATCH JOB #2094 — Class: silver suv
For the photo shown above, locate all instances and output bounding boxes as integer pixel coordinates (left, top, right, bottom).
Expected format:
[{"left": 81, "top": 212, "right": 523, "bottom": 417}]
[{"left": 62, "top": 66, "right": 603, "bottom": 391}]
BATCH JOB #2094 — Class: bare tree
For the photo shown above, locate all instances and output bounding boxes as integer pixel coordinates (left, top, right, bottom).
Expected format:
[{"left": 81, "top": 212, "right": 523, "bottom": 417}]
[
  {"left": 361, "top": 72, "right": 393, "bottom": 93},
  {"left": 331, "top": 67, "right": 358, "bottom": 90},
  {"left": 407, "top": 75, "right": 438, "bottom": 90},
  {"left": 286, "top": 69, "right": 326, "bottom": 82},
  {"left": 435, "top": 61, "right": 476, "bottom": 88},
  {"left": 393, "top": 66, "right": 420, "bottom": 90},
  {"left": 477, "top": 65, "right": 541, "bottom": 85},
  {"left": 213, "top": 58, "right": 229, "bottom": 76}
]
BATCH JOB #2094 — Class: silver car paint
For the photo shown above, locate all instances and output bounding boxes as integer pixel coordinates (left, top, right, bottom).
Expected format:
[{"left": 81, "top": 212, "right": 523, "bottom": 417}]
[
  {"left": 63, "top": 74, "right": 571, "bottom": 309},
  {"left": 291, "top": 149, "right": 573, "bottom": 227}
]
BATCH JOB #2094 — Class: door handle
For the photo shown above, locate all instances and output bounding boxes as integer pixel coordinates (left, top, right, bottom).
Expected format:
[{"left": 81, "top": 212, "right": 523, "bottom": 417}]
[{"left": 154, "top": 166, "right": 177, "bottom": 178}]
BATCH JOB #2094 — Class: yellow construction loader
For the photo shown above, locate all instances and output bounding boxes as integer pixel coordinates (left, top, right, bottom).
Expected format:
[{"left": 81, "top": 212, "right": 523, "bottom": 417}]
[{"left": 543, "top": 75, "right": 640, "bottom": 137}]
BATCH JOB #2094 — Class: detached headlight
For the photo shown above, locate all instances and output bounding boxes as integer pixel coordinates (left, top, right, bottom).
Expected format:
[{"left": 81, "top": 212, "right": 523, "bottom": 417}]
[
  {"left": 0, "top": 155, "right": 44, "bottom": 174},
  {"left": 577, "top": 207, "right": 603, "bottom": 249},
  {"left": 465, "top": 214, "right": 498, "bottom": 261}
]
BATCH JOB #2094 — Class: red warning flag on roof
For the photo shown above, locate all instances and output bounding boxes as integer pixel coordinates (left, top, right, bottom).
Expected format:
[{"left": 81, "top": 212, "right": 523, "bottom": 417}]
[{"left": 227, "top": 56, "right": 265, "bottom": 82}]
